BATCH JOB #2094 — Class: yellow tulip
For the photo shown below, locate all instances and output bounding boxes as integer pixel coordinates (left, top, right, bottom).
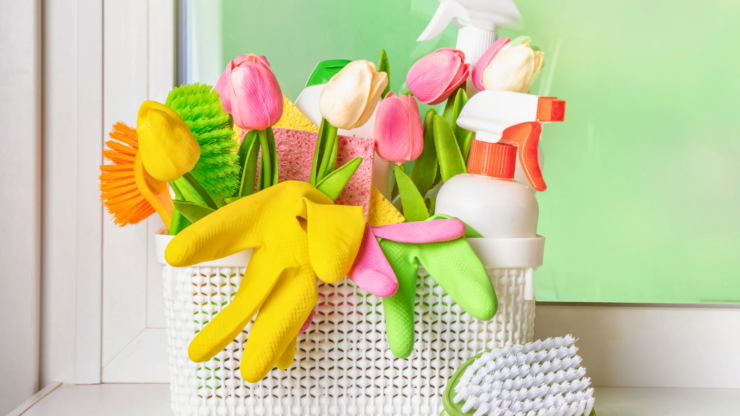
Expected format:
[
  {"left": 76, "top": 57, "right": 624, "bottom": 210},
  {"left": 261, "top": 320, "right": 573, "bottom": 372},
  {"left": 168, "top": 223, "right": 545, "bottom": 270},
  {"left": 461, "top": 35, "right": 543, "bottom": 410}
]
[
  {"left": 136, "top": 100, "right": 200, "bottom": 182},
  {"left": 319, "top": 60, "right": 388, "bottom": 130}
]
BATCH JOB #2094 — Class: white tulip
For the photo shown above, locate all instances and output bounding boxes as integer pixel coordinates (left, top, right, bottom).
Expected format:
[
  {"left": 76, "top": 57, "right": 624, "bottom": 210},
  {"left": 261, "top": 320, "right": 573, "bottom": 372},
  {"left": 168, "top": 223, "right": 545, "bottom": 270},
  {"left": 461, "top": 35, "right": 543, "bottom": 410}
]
[
  {"left": 319, "top": 60, "right": 388, "bottom": 130},
  {"left": 481, "top": 40, "right": 544, "bottom": 93}
]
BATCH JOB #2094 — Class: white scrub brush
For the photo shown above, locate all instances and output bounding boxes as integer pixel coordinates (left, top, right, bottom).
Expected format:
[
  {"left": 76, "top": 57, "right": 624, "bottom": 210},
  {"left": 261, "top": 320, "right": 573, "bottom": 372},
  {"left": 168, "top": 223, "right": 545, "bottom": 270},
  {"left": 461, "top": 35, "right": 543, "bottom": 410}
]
[{"left": 440, "top": 335, "right": 596, "bottom": 416}]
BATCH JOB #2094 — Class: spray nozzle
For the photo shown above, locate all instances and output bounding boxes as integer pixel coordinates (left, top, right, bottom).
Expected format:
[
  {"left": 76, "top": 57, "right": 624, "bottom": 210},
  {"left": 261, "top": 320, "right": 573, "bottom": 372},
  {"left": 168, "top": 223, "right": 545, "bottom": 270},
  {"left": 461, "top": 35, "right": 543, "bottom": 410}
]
[
  {"left": 417, "top": 0, "right": 524, "bottom": 64},
  {"left": 459, "top": 90, "right": 565, "bottom": 192}
]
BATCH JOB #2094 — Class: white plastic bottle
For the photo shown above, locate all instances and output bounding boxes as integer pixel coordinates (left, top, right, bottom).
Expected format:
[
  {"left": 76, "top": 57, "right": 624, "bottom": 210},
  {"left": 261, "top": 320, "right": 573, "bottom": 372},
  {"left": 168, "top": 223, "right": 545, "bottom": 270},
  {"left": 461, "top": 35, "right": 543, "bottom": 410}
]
[{"left": 435, "top": 90, "right": 565, "bottom": 238}]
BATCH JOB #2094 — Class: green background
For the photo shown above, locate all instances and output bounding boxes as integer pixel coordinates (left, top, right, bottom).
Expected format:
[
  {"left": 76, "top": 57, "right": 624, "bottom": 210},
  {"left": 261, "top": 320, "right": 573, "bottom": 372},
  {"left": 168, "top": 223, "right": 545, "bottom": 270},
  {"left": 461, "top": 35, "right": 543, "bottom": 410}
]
[{"left": 184, "top": 0, "right": 740, "bottom": 304}]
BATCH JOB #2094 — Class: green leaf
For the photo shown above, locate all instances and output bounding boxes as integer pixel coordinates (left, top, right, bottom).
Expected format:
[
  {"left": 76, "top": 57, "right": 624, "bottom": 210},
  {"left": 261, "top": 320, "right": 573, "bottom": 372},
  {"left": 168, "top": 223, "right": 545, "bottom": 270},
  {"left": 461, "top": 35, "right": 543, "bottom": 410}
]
[
  {"left": 224, "top": 195, "right": 246, "bottom": 204},
  {"left": 378, "top": 49, "right": 391, "bottom": 99},
  {"left": 460, "top": 130, "right": 475, "bottom": 163},
  {"left": 168, "top": 182, "right": 191, "bottom": 235},
  {"left": 237, "top": 130, "right": 260, "bottom": 197},
  {"left": 403, "top": 90, "right": 413, "bottom": 96},
  {"left": 425, "top": 197, "right": 436, "bottom": 216},
  {"left": 257, "top": 129, "right": 279, "bottom": 191},
  {"left": 443, "top": 87, "right": 471, "bottom": 152},
  {"left": 310, "top": 118, "right": 339, "bottom": 185},
  {"left": 173, "top": 200, "right": 215, "bottom": 224},
  {"left": 409, "top": 108, "right": 439, "bottom": 197},
  {"left": 182, "top": 172, "right": 219, "bottom": 209},
  {"left": 394, "top": 165, "right": 429, "bottom": 222},
  {"left": 265, "top": 127, "right": 279, "bottom": 187},
  {"left": 316, "top": 157, "right": 363, "bottom": 201},
  {"left": 433, "top": 115, "right": 467, "bottom": 183}
]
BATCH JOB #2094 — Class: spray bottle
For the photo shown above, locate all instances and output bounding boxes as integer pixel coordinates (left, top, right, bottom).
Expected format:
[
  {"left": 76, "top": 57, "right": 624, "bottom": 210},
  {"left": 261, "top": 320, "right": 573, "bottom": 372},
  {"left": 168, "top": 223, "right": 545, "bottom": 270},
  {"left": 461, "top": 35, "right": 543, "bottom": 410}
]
[
  {"left": 435, "top": 90, "right": 565, "bottom": 238},
  {"left": 417, "top": 0, "right": 524, "bottom": 96}
]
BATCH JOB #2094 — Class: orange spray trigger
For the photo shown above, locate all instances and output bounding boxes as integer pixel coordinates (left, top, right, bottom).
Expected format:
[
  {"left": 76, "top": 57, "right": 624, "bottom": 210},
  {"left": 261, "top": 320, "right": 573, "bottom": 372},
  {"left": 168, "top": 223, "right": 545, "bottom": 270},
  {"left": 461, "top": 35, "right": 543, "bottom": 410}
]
[
  {"left": 537, "top": 97, "right": 565, "bottom": 122},
  {"left": 500, "top": 122, "right": 546, "bottom": 191}
]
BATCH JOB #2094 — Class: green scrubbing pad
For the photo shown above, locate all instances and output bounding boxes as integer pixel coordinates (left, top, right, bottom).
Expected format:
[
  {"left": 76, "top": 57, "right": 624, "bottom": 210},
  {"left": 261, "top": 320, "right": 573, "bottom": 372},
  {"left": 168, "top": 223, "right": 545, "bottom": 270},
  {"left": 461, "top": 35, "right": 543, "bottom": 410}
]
[{"left": 165, "top": 83, "right": 240, "bottom": 201}]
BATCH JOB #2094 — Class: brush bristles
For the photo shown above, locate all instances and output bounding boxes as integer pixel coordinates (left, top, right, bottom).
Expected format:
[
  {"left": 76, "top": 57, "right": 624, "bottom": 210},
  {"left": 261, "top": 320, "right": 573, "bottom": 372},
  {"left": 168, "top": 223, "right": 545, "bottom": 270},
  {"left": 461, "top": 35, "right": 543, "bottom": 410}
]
[
  {"left": 165, "top": 83, "right": 240, "bottom": 199},
  {"left": 100, "top": 122, "right": 155, "bottom": 226},
  {"left": 454, "top": 335, "right": 594, "bottom": 416}
]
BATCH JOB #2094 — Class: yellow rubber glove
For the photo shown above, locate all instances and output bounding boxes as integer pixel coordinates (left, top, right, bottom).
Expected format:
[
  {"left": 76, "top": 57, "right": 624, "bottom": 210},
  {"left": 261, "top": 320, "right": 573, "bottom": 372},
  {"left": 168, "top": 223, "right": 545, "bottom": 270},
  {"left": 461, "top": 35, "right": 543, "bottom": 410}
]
[{"left": 165, "top": 181, "right": 365, "bottom": 382}]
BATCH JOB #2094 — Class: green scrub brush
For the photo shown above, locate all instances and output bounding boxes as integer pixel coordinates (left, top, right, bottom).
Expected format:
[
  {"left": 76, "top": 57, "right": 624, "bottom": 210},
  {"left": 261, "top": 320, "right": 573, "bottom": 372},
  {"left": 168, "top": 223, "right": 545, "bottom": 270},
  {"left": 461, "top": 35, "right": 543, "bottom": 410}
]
[
  {"left": 165, "top": 83, "right": 240, "bottom": 202},
  {"left": 441, "top": 335, "right": 596, "bottom": 416}
]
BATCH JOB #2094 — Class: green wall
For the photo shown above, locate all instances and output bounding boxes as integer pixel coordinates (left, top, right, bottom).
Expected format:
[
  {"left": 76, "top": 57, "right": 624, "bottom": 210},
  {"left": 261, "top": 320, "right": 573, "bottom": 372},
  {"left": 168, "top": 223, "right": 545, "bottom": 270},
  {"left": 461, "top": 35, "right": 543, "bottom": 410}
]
[{"left": 194, "top": 0, "right": 740, "bottom": 304}]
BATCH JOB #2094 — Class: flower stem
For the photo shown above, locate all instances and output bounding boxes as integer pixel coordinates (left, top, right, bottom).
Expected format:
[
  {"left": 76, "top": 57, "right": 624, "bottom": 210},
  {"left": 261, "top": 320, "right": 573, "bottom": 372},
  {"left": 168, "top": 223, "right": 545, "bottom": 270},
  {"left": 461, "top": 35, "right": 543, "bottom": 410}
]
[{"left": 181, "top": 172, "right": 219, "bottom": 210}]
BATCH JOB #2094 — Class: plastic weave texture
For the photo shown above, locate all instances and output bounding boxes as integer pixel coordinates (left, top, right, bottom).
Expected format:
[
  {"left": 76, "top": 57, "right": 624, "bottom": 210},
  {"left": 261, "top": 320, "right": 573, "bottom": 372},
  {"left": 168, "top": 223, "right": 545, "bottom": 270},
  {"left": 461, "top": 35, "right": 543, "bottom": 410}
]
[{"left": 163, "top": 265, "right": 535, "bottom": 416}]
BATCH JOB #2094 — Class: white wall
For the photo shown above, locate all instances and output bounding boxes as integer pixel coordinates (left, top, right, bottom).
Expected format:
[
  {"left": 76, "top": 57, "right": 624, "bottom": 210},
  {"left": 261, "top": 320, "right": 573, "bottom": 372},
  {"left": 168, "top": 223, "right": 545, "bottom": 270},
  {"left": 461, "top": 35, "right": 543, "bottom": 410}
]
[
  {"left": 0, "top": 0, "right": 42, "bottom": 413},
  {"left": 40, "top": 0, "right": 104, "bottom": 387}
]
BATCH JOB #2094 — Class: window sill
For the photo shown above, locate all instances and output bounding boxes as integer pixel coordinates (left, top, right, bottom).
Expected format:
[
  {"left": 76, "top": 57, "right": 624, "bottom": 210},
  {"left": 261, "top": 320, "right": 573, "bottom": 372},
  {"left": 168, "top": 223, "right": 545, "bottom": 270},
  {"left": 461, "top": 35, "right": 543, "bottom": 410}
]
[{"left": 14, "top": 383, "right": 740, "bottom": 416}]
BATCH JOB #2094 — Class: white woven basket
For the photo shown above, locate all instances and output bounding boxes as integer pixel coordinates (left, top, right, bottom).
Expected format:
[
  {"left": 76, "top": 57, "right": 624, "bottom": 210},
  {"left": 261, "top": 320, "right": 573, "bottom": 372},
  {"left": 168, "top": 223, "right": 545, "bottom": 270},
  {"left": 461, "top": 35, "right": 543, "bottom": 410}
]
[{"left": 156, "top": 234, "right": 544, "bottom": 416}]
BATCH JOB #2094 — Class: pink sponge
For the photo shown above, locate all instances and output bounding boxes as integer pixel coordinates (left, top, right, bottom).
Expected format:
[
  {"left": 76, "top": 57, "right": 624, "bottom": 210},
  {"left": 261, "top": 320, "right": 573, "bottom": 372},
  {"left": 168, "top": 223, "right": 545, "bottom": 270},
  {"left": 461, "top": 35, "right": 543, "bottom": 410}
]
[{"left": 272, "top": 128, "right": 373, "bottom": 218}]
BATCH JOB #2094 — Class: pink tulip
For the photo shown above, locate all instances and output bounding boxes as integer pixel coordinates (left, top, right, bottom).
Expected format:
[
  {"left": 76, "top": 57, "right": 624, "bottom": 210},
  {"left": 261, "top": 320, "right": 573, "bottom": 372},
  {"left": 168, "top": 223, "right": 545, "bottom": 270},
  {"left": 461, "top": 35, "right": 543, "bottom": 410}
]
[
  {"left": 214, "top": 54, "right": 283, "bottom": 131},
  {"left": 374, "top": 92, "right": 424, "bottom": 165},
  {"left": 406, "top": 48, "right": 469, "bottom": 105}
]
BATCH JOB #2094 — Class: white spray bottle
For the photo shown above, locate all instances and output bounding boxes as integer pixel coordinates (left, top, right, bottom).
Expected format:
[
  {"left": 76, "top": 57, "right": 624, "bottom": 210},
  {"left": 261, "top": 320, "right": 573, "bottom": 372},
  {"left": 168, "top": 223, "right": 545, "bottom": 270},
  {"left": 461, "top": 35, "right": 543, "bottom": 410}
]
[
  {"left": 435, "top": 90, "right": 565, "bottom": 238},
  {"left": 417, "top": 0, "right": 524, "bottom": 96}
]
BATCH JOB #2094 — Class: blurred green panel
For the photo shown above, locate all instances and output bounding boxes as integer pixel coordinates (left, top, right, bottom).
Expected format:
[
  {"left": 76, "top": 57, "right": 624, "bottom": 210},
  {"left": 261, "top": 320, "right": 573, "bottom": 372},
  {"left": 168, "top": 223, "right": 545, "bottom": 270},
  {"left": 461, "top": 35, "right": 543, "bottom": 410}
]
[{"left": 184, "top": 0, "right": 740, "bottom": 304}]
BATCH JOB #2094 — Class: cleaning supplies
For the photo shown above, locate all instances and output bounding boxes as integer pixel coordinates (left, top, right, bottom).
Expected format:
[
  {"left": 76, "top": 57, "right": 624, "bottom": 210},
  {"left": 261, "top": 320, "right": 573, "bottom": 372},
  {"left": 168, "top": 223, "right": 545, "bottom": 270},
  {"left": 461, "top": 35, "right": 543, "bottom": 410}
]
[
  {"left": 441, "top": 335, "right": 595, "bottom": 416},
  {"left": 417, "top": 0, "right": 525, "bottom": 95},
  {"left": 165, "top": 181, "right": 367, "bottom": 383},
  {"left": 100, "top": 122, "right": 174, "bottom": 228},
  {"left": 435, "top": 90, "right": 565, "bottom": 238}
]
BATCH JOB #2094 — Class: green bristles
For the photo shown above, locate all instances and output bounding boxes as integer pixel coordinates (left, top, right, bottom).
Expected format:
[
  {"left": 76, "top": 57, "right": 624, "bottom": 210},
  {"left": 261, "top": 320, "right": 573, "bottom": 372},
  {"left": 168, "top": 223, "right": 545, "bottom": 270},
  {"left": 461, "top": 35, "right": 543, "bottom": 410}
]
[{"left": 165, "top": 83, "right": 240, "bottom": 200}]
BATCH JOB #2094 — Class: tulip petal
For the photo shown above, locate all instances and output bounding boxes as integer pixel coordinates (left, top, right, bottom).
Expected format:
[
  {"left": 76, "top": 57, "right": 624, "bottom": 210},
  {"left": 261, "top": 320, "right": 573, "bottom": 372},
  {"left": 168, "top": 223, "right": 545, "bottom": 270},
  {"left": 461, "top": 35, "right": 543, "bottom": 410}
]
[
  {"left": 375, "top": 93, "right": 411, "bottom": 163},
  {"left": 430, "top": 64, "right": 469, "bottom": 106},
  {"left": 352, "top": 71, "right": 388, "bottom": 129},
  {"left": 320, "top": 61, "right": 374, "bottom": 130},
  {"left": 472, "top": 37, "right": 510, "bottom": 91},
  {"left": 481, "top": 44, "right": 536, "bottom": 93},
  {"left": 402, "top": 95, "right": 424, "bottom": 162},
  {"left": 230, "top": 64, "right": 284, "bottom": 130},
  {"left": 215, "top": 61, "right": 234, "bottom": 114},
  {"left": 407, "top": 49, "right": 465, "bottom": 104}
]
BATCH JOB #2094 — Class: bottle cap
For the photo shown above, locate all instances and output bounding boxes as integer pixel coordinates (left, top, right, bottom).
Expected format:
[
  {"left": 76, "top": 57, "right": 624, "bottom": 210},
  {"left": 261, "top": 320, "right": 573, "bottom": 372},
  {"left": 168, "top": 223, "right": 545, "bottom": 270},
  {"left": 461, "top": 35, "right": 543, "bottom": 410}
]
[{"left": 467, "top": 141, "right": 517, "bottom": 179}]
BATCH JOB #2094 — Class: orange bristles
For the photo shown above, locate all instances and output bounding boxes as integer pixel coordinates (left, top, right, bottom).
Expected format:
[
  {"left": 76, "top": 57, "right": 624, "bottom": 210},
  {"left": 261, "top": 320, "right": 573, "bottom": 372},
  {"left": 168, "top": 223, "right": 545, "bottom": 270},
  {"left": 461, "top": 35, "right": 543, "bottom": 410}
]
[{"left": 100, "top": 122, "right": 173, "bottom": 228}]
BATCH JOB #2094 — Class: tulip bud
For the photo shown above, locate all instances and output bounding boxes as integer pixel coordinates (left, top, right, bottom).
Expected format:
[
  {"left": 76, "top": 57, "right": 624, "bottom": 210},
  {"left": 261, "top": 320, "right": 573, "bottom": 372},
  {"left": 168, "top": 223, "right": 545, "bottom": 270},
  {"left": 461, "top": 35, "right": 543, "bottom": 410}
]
[
  {"left": 406, "top": 48, "right": 469, "bottom": 105},
  {"left": 472, "top": 37, "right": 544, "bottom": 94},
  {"left": 319, "top": 60, "right": 388, "bottom": 130},
  {"left": 215, "top": 54, "right": 284, "bottom": 130},
  {"left": 136, "top": 101, "right": 200, "bottom": 182},
  {"left": 374, "top": 92, "right": 424, "bottom": 165}
]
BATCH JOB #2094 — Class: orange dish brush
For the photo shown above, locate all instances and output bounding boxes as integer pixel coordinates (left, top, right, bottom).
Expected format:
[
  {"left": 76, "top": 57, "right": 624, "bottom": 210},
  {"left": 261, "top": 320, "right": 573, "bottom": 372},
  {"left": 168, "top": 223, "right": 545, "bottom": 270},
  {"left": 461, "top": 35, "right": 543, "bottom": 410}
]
[{"left": 100, "top": 122, "right": 174, "bottom": 229}]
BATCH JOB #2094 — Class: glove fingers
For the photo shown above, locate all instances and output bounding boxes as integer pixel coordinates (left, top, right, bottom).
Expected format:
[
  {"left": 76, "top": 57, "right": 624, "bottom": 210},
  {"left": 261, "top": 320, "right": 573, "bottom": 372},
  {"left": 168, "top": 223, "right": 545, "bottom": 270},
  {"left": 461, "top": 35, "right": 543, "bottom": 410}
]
[
  {"left": 304, "top": 199, "right": 366, "bottom": 283},
  {"left": 419, "top": 240, "right": 497, "bottom": 321},
  {"left": 240, "top": 267, "right": 317, "bottom": 383},
  {"left": 371, "top": 219, "right": 466, "bottom": 243},
  {"left": 275, "top": 336, "right": 297, "bottom": 370},
  {"left": 379, "top": 240, "right": 419, "bottom": 358},
  {"left": 164, "top": 193, "right": 271, "bottom": 267},
  {"left": 188, "top": 253, "right": 282, "bottom": 362},
  {"left": 349, "top": 224, "right": 398, "bottom": 297}
]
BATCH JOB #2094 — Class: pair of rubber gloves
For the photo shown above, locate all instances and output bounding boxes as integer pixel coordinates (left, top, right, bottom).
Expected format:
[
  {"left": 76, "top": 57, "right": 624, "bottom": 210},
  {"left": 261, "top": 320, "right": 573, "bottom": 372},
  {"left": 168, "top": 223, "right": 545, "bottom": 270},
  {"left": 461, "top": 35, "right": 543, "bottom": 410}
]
[{"left": 165, "top": 181, "right": 497, "bottom": 382}]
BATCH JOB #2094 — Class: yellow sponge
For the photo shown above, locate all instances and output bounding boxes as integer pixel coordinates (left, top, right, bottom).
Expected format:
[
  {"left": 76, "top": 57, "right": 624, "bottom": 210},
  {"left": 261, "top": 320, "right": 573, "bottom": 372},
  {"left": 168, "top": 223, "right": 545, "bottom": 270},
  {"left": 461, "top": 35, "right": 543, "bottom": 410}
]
[
  {"left": 274, "top": 95, "right": 319, "bottom": 132},
  {"left": 368, "top": 185, "right": 405, "bottom": 226}
]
